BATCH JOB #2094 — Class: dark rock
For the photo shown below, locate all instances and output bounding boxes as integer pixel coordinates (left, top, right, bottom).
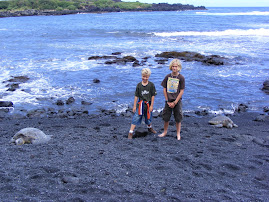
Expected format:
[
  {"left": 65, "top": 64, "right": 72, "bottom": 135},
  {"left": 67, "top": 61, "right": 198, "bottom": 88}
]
[
  {"left": 202, "top": 55, "right": 225, "bottom": 66},
  {"left": 7, "top": 76, "right": 30, "bottom": 83},
  {"left": 253, "top": 114, "right": 267, "bottom": 122},
  {"left": 262, "top": 80, "right": 269, "bottom": 94},
  {"left": 133, "top": 127, "right": 148, "bottom": 138},
  {"left": 4, "top": 76, "right": 30, "bottom": 91},
  {"left": 264, "top": 106, "right": 269, "bottom": 113},
  {"left": 155, "top": 59, "right": 168, "bottom": 64},
  {"left": 56, "top": 100, "right": 65, "bottom": 106},
  {"left": 94, "top": 126, "right": 100, "bottom": 132},
  {"left": 132, "top": 60, "right": 141, "bottom": 67},
  {"left": 142, "top": 56, "right": 151, "bottom": 60},
  {"left": 236, "top": 104, "right": 248, "bottom": 113},
  {"left": 88, "top": 56, "right": 102, "bottom": 60},
  {"left": 100, "top": 109, "right": 117, "bottom": 115},
  {"left": 112, "top": 52, "right": 122, "bottom": 55},
  {"left": 104, "top": 60, "right": 117, "bottom": 65},
  {"left": 0, "top": 108, "right": 11, "bottom": 118},
  {"left": 66, "top": 110, "right": 75, "bottom": 117},
  {"left": 0, "top": 108, "right": 11, "bottom": 113},
  {"left": 82, "top": 110, "right": 89, "bottom": 115},
  {"left": 66, "top": 97, "right": 75, "bottom": 105},
  {"left": 27, "top": 109, "right": 46, "bottom": 118},
  {"left": 57, "top": 110, "right": 68, "bottom": 118},
  {"left": 105, "top": 55, "right": 138, "bottom": 66},
  {"left": 156, "top": 51, "right": 204, "bottom": 60},
  {"left": 123, "top": 56, "right": 137, "bottom": 62},
  {"left": 0, "top": 101, "right": 13, "bottom": 107},
  {"left": 81, "top": 101, "right": 92, "bottom": 105},
  {"left": 155, "top": 51, "right": 226, "bottom": 65},
  {"left": 47, "top": 108, "right": 57, "bottom": 117},
  {"left": 6, "top": 83, "right": 20, "bottom": 91},
  {"left": 195, "top": 110, "right": 209, "bottom": 116},
  {"left": 93, "top": 78, "right": 100, "bottom": 83},
  {"left": 88, "top": 55, "right": 117, "bottom": 60}
]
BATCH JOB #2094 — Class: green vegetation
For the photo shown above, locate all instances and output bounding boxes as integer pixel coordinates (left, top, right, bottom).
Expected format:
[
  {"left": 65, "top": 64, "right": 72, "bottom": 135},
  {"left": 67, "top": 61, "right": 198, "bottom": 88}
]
[{"left": 0, "top": 0, "right": 151, "bottom": 11}]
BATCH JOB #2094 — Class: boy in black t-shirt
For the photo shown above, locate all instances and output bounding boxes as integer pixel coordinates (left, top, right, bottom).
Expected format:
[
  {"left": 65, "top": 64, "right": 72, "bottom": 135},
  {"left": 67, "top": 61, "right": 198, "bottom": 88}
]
[
  {"left": 128, "top": 68, "right": 157, "bottom": 139},
  {"left": 159, "top": 59, "right": 185, "bottom": 140}
]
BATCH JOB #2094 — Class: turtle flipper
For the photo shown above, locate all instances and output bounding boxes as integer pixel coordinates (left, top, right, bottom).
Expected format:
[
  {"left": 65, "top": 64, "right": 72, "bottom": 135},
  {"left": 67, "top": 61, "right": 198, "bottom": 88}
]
[{"left": 215, "top": 124, "right": 223, "bottom": 128}]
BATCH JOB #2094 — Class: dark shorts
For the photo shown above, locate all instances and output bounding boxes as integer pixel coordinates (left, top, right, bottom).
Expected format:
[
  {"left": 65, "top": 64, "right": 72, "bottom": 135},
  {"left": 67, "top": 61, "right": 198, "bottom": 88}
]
[{"left": 162, "top": 100, "right": 183, "bottom": 123}]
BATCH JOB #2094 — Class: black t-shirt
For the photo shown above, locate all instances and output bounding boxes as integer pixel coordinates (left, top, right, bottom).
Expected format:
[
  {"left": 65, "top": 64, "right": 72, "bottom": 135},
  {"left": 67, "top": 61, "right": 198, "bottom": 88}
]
[{"left": 135, "top": 81, "right": 157, "bottom": 102}]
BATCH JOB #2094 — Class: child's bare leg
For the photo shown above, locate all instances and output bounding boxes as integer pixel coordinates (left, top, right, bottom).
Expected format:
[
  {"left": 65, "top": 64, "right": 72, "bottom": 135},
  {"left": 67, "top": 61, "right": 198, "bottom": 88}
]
[
  {"left": 158, "top": 121, "right": 169, "bottom": 137},
  {"left": 176, "top": 122, "right": 181, "bottom": 140},
  {"left": 128, "top": 124, "right": 136, "bottom": 139}
]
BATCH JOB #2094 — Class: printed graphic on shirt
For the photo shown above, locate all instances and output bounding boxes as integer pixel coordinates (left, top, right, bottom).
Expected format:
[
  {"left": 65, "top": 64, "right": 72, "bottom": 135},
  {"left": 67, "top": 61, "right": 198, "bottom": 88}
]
[
  {"left": 167, "top": 77, "right": 179, "bottom": 93},
  {"left": 141, "top": 90, "right": 149, "bottom": 96}
]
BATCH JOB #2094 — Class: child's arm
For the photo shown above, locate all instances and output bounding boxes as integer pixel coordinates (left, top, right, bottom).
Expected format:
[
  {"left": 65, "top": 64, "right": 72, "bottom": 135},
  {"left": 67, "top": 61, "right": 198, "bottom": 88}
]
[
  {"left": 133, "top": 96, "right": 138, "bottom": 113},
  {"left": 163, "top": 88, "right": 168, "bottom": 101},
  {"left": 174, "top": 89, "right": 184, "bottom": 104},
  {"left": 164, "top": 87, "right": 173, "bottom": 108},
  {"left": 150, "top": 96, "right": 155, "bottom": 112},
  {"left": 172, "top": 89, "right": 184, "bottom": 108}
]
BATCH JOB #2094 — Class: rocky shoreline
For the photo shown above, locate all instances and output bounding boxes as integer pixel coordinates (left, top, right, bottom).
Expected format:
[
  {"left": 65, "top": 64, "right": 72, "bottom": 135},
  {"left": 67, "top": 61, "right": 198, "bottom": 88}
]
[
  {"left": 0, "top": 3, "right": 206, "bottom": 18},
  {"left": 1, "top": 50, "right": 268, "bottom": 119}
]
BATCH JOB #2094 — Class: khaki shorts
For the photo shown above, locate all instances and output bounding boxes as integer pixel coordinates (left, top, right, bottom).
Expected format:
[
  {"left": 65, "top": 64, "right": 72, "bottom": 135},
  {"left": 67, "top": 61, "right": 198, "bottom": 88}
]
[{"left": 162, "top": 100, "right": 183, "bottom": 123}]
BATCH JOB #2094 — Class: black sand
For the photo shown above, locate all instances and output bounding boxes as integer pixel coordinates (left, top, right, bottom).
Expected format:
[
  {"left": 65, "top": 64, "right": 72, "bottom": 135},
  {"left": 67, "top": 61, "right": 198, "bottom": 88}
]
[{"left": 0, "top": 112, "right": 268, "bottom": 201}]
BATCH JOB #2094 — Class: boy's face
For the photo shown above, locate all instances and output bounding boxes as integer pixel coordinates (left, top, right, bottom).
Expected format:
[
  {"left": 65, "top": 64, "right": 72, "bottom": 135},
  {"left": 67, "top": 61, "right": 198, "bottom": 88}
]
[
  {"left": 171, "top": 63, "right": 179, "bottom": 73},
  {"left": 142, "top": 74, "right": 150, "bottom": 83}
]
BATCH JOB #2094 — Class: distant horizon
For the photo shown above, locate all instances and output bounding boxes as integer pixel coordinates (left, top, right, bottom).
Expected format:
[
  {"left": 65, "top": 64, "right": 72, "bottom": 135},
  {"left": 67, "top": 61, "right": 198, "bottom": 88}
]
[{"left": 123, "top": 0, "right": 269, "bottom": 7}]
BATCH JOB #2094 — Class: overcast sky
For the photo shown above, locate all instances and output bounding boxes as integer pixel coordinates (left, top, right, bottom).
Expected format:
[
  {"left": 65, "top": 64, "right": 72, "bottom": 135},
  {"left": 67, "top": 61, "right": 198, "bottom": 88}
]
[{"left": 123, "top": 0, "right": 269, "bottom": 7}]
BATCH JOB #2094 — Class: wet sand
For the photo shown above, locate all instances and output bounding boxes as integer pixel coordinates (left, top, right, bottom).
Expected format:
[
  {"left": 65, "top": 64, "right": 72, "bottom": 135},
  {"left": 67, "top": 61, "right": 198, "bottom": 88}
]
[{"left": 0, "top": 112, "right": 268, "bottom": 201}]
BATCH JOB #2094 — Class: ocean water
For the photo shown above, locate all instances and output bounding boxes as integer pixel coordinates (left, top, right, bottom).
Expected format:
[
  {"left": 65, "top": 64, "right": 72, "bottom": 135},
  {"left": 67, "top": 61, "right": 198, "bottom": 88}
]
[{"left": 0, "top": 7, "right": 269, "bottom": 114}]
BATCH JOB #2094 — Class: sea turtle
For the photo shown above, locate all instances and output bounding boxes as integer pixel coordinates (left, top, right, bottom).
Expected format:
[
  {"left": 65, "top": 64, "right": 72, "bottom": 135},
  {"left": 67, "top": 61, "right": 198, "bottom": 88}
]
[
  {"left": 10, "top": 127, "right": 51, "bottom": 145},
  {"left": 208, "top": 115, "right": 238, "bottom": 129}
]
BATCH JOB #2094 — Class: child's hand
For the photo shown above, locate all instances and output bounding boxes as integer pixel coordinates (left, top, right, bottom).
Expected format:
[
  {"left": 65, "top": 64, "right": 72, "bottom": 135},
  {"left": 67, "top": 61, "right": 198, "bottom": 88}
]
[
  {"left": 149, "top": 105, "right": 153, "bottom": 112},
  {"left": 168, "top": 102, "right": 175, "bottom": 108},
  {"left": 133, "top": 107, "right": 136, "bottom": 113}
]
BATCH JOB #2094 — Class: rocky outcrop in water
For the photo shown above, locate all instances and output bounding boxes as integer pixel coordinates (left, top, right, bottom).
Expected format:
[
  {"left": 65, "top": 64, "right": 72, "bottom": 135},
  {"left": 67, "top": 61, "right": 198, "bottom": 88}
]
[
  {"left": 3, "top": 76, "right": 30, "bottom": 92},
  {"left": 88, "top": 51, "right": 227, "bottom": 67},
  {"left": 0, "top": 101, "right": 13, "bottom": 107},
  {"left": 155, "top": 51, "right": 226, "bottom": 65},
  {"left": 88, "top": 54, "right": 142, "bottom": 67}
]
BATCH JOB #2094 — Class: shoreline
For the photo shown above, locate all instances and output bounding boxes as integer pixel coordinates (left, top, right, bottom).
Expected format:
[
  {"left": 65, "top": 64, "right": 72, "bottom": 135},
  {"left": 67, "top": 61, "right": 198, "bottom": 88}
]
[
  {"left": 0, "top": 110, "right": 268, "bottom": 200},
  {"left": 0, "top": 6, "right": 206, "bottom": 18},
  {"left": 0, "top": 101, "right": 268, "bottom": 120}
]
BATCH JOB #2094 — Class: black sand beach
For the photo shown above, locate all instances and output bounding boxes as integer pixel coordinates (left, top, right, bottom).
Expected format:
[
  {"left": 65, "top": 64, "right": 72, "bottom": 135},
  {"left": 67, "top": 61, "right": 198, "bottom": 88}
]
[{"left": 0, "top": 111, "right": 269, "bottom": 201}]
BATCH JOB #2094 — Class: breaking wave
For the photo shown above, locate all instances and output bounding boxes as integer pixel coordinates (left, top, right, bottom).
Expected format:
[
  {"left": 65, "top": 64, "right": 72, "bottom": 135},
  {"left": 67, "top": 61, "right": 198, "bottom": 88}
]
[
  {"left": 153, "top": 28, "right": 269, "bottom": 37},
  {"left": 196, "top": 11, "right": 269, "bottom": 16}
]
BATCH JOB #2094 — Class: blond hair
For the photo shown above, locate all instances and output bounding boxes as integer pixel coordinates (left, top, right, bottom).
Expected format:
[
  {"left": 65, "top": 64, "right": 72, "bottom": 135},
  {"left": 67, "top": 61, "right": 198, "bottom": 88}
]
[
  {"left": 169, "top": 59, "right": 182, "bottom": 72},
  {"left": 141, "top": 68, "right": 151, "bottom": 76}
]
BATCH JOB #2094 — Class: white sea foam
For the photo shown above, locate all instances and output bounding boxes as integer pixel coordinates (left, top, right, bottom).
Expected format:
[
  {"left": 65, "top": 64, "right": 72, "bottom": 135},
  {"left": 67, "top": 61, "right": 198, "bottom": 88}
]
[
  {"left": 3, "top": 90, "right": 40, "bottom": 106},
  {"left": 153, "top": 28, "right": 269, "bottom": 37},
  {"left": 196, "top": 11, "right": 269, "bottom": 16},
  {"left": 208, "top": 109, "right": 235, "bottom": 115}
]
